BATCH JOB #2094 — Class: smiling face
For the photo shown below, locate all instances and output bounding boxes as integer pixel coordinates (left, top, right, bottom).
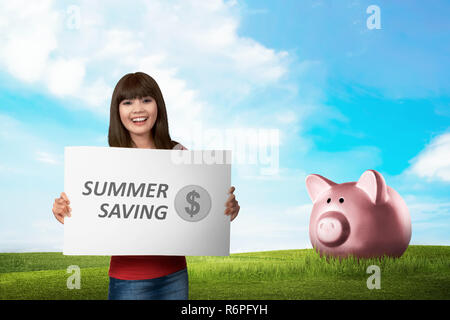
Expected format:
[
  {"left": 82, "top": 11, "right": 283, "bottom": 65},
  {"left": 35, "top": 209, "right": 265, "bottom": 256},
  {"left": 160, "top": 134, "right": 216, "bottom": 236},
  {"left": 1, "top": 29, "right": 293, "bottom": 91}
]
[
  {"left": 119, "top": 96, "right": 158, "bottom": 140},
  {"left": 109, "top": 72, "right": 175, "bottom": 149}
]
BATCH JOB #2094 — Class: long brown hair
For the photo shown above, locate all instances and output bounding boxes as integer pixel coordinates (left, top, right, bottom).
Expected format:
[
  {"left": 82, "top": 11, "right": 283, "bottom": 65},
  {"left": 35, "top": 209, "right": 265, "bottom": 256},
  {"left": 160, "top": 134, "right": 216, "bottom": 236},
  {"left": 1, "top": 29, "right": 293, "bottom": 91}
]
[{"left": 108, "top": 72, "right": 179, "bottom": 149}]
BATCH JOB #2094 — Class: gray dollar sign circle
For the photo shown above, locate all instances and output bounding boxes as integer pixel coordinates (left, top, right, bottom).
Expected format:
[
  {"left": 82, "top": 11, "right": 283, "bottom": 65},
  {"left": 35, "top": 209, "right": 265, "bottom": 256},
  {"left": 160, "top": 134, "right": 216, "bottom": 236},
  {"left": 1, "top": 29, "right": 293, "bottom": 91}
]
[{"left": 174, "top": 185, "right": 212, "bottom": 222}]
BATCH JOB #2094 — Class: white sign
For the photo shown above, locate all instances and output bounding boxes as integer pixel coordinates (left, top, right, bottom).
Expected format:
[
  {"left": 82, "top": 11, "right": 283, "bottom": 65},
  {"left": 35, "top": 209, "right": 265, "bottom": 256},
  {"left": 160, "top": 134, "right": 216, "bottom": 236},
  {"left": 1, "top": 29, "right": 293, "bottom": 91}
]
[{"left": 63, "top": 146, "right": 231, "bottom": 256}]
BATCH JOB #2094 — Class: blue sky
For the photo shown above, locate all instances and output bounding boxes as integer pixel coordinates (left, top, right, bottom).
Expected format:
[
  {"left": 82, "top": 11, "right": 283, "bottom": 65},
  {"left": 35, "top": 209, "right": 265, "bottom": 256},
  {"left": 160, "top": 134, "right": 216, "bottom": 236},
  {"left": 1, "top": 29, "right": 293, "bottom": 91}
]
[{"left": 0, "top": 0, "right": 449, "bottom": 252}]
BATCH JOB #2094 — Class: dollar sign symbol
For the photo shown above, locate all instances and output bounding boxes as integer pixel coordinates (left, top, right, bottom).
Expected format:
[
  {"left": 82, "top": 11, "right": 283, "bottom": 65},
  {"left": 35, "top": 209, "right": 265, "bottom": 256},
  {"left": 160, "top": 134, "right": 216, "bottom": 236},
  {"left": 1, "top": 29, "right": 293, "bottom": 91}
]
[
  {"left": 185, "top": 189, "right": 201, "bottom": 217},
  {"left": 175, "top": 185, "right": 211, "bottom": 222}
]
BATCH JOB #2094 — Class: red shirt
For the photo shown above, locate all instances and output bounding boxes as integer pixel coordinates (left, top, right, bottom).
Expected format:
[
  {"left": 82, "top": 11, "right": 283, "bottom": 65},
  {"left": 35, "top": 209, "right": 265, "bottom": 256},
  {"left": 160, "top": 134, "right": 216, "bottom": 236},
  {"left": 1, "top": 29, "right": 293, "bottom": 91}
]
[
  {"left": 108, "top": 255, "right": 187, "bottom": 280},
  {"left": 108, "top": 142, "right": 188, "bottom": 280}
]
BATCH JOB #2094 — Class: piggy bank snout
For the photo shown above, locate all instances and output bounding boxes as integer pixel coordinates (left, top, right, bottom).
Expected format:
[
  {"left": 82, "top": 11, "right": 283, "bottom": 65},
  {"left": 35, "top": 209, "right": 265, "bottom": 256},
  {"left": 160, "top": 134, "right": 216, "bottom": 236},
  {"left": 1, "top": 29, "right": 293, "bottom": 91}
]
[{"left": 316, "top": 211, "right": 350, "bottom": 247}]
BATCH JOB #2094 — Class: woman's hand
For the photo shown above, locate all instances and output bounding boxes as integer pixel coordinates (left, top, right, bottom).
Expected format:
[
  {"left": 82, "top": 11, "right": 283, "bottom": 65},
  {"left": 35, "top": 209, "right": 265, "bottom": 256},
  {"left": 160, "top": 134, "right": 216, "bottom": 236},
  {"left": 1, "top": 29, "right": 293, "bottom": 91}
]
[
  {"left": 52, "top": 192, "right": 71, "bottom": 224},
  {"left": 225, "top": 186, "right": 240, "bottom": 222}
]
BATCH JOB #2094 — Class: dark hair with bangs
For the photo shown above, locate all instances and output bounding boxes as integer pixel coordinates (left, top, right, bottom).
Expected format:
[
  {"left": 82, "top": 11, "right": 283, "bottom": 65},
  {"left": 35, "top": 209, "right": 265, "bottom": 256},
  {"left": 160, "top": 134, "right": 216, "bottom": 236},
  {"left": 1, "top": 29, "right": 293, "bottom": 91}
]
[{"left": 108, "top": 72, "right": 179, "bottom": 149}]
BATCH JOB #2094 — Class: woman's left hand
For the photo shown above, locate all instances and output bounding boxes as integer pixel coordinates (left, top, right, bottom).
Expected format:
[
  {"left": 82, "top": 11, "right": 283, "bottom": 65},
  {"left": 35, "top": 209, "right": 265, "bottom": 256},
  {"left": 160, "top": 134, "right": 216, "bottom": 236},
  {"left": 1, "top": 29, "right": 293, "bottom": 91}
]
[{"left": 225, "top": 186, "right": 240, "bottom": 222}]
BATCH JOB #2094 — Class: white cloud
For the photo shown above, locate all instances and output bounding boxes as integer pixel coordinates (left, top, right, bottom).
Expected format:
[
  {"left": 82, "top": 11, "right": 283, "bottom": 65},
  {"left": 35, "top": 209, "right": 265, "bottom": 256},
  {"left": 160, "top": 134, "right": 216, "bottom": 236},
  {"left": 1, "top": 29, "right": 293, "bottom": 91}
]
[
  {"left": 0, "top": 0, "right": 289, "bottom": 117},
  {"left": 401, "top": 194, "right": 450, "bottom": 245},
  {"left": 0, "top": 114, "right": 62, "bottom": 175},
  {"left": 275, "top": 110, "right": 298, "bottom": 124},
  {"left": 0, "top": 1, "right": 59, "bottom": 82},
  {"left": 93, "top": 29, "right": 144, "bottom": 61},
  {"left": 284, "top": 203, "right": 313, "bottom": 217},
  {"left": 229, "top": 39, "right": 288, "bottom": 82},
  {"left": 46, "top": 58, "right": 86, "bottom": 96},
  {"left": 35, "top": 151, "right": 61, "bottom": 165},
  {"left": 230, "top": 203, "right": 312, "bottom": 253},
  {"left": 408, "top": 199, "right": 450, "bottom": 223},
  {"left": 410, "top": 132, "right": 450, "bottom": 182},
  {"left": 0, "top": 219, "right": 64, "bottom": 252},
  {"left": 80, "top": 77, "right": 112, "bottom": 114}
]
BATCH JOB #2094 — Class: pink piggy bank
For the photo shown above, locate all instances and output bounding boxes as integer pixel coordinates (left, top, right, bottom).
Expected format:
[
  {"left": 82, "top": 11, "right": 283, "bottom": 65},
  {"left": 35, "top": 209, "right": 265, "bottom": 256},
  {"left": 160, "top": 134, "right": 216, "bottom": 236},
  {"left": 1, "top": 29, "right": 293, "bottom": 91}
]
[{"left": 305, "top": 170, "right": 411, "bottom": 258}]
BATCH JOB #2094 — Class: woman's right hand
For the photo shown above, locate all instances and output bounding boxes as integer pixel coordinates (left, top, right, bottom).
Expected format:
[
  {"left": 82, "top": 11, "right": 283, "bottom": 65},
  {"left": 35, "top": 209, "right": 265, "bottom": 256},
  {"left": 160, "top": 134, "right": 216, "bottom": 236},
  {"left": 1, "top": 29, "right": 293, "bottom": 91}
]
[{"left": 52, "top": 192, "right": 71, "bottom": 224}]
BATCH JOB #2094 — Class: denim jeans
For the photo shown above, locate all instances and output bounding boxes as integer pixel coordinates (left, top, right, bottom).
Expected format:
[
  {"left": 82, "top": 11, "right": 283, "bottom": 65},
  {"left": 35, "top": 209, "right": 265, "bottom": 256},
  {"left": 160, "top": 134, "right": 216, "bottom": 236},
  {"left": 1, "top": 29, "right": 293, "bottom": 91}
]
[{"left": 108, "top": 268, "right": 189, "bottom": 300}]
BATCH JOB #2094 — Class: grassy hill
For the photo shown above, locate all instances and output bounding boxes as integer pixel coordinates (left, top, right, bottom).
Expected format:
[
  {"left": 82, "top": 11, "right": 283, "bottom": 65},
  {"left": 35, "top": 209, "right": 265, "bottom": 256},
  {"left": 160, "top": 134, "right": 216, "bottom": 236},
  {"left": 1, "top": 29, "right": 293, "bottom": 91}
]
[{"left": 0, "top": 245, "right": 449, "bottom": 299}]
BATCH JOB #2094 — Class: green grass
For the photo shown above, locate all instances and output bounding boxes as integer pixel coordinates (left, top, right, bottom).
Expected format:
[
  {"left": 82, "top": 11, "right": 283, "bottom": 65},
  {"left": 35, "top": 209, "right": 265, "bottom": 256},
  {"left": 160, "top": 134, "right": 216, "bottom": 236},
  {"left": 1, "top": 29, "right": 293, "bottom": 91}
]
[{"left": 0, "top": 245, "right": 449, "bottom": 299}]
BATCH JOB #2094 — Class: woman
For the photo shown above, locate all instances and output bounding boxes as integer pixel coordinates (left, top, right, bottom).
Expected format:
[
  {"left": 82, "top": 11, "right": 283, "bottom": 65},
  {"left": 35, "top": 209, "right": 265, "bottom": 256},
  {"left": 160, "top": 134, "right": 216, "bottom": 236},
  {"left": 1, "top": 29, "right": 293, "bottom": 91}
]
[{"left": 52, "top": 72, "right": 240, "bottom": 300}]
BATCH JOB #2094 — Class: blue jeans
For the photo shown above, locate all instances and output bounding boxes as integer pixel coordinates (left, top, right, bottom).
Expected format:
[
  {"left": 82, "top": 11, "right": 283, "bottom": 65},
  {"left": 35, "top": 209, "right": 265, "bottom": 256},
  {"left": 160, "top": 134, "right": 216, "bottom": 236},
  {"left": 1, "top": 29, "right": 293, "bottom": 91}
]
[{"left": 108, "top": 268, "right": 189, "bottom": 300}]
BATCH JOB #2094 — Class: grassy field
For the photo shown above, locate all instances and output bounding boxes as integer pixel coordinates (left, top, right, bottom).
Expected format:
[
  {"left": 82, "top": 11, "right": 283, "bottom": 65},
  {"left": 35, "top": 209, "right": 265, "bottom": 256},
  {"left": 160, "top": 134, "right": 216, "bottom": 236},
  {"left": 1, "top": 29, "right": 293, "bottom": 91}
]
[{"left": 0, "top": 245, "right": 449, "bottom": 300}]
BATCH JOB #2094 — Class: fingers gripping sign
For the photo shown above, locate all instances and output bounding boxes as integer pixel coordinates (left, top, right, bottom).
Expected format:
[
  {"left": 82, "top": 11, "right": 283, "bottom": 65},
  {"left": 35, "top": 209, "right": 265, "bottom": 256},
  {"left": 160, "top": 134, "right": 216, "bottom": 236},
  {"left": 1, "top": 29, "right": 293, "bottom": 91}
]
[
  {"left": 52, "top": 192, "right": 72, "bottom": 224},
  {"left": 224, "top": 186, "right": 240, "bottom": 222}
]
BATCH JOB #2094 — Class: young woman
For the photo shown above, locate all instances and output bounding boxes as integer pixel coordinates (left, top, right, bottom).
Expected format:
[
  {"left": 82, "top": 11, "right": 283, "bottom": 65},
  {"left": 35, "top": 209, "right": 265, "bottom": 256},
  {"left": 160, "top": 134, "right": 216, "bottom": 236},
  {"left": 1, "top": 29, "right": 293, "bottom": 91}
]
[{"left": 52, "top": 72, "right": 240, "bottom": 300}]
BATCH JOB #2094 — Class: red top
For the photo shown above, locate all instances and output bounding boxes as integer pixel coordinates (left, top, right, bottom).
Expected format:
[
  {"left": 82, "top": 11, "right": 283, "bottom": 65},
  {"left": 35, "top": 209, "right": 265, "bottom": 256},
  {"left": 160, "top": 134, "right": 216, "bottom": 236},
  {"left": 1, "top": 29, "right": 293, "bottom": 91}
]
[
  {"left": 108, "top": 142, "right": 188, "bottom": 280},
  {"left": 108, "top": 255, "right": 187, "bottom": 280}
]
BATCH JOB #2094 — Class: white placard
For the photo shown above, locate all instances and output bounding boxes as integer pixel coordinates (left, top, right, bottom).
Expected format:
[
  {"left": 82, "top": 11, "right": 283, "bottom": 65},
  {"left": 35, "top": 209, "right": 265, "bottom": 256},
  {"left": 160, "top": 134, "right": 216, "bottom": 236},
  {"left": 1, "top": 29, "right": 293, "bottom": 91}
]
[{"left": 63, "top": 146, "right": 231, "bottom": 256}]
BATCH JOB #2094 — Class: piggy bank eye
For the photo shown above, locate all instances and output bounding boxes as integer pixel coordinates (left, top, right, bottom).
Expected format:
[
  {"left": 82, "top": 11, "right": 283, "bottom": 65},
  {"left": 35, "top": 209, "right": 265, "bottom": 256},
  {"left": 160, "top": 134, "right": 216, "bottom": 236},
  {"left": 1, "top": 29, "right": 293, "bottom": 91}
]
[
  {"left": 339, "top": 197, "right": 344, "bottom": 203},
  {"left": 327, "top": 198, "right": 331, "bottom": 204}
]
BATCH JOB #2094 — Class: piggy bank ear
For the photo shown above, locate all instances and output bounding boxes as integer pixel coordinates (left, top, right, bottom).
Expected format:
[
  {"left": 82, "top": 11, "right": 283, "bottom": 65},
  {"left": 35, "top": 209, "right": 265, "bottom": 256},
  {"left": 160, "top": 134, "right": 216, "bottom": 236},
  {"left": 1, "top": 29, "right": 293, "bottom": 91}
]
[
  {"left": 356, "top": 170, "right": 388, "bottom": 204},
  {"left": 305, "top": 174, "right": 336, "bottom": 203}
]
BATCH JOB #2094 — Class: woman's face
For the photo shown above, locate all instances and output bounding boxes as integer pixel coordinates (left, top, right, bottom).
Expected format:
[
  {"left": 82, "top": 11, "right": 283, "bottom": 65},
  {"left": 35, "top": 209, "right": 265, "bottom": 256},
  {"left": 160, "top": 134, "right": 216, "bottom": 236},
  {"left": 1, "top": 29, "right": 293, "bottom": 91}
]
[{"left": 119, "top": 96, "right": 158, "bottom": 138}]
